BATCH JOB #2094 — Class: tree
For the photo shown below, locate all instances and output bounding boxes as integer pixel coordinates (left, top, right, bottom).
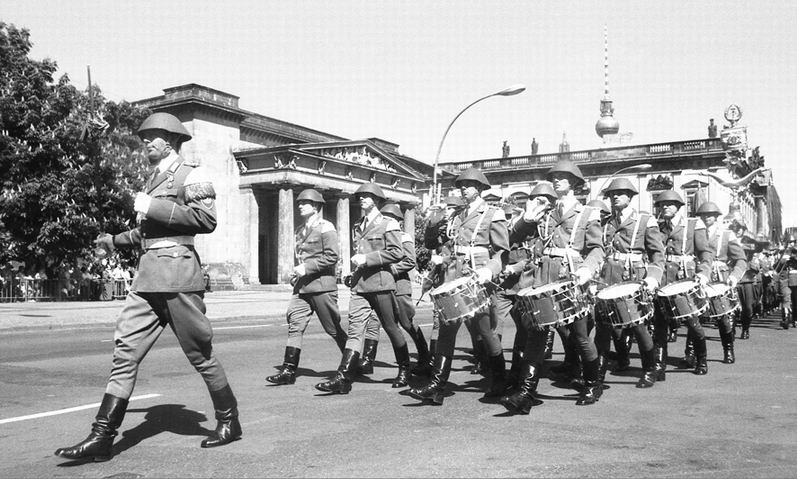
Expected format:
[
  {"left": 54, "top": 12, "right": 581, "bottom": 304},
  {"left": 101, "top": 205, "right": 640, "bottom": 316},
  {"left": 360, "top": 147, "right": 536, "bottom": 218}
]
[{"left": 0, "top": 22, "right": 150, "bottom": 277}]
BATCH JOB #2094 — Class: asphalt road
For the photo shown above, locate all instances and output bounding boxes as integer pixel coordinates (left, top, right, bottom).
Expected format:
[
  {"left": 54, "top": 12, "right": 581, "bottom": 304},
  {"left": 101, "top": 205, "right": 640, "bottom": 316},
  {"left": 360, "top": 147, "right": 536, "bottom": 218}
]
[{"left": 1, "top": 297, "right": 796, "bottom": 478}]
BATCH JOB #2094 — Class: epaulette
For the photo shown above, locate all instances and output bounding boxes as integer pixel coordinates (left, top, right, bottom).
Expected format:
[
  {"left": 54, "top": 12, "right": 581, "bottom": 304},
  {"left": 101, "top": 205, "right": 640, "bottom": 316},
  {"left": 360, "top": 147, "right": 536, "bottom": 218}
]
[
  {"left": 319, "top": 219, "right": 336, "bottom": 233},
  {"left": 489, "top": 206, "right": 505, "bottom": 222},
  {"left": 385, "top": 217, "right": 401, "bottom": 232},
  {"left": 184, "top": 161, "right": 200, "bottom": 168},
  {"left": 400, "top": 231, "right": 413, "bottom": 243}
]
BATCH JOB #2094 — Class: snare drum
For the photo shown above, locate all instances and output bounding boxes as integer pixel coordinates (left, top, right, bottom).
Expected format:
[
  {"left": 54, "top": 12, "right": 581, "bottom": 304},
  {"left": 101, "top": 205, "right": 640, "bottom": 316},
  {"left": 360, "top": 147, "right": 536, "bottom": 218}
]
[
  {"left": 595, "top": 281, "right": 652, "bottom": 328},
  {"left": 788, "top": 270, "right": 797, "bottom": 287},
  {"left": 703, "top": 282, "right": 739, "bottom": 319},
  {"left": 655, "top": 279, "right": 707, "bottom": 321},
  {"left": 515, "top": 280, "right": 587, "bottom": 331},
  {"left": 430, "top": 276, "right": 490, "bottom": 325}
]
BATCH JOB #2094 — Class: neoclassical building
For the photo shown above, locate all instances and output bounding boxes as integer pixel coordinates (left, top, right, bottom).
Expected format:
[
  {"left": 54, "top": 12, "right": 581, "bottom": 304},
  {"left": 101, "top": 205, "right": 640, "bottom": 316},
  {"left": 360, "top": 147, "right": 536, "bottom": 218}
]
[{"left": 135, "top": 84, "right": 432, "bottom": 288}]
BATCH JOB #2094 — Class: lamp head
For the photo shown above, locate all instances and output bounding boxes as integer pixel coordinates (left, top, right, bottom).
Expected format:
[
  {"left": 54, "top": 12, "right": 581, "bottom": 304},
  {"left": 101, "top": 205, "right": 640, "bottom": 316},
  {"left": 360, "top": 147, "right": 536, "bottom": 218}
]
[{"left": 496, "top": 84, "right": 526, "bottom": 96}]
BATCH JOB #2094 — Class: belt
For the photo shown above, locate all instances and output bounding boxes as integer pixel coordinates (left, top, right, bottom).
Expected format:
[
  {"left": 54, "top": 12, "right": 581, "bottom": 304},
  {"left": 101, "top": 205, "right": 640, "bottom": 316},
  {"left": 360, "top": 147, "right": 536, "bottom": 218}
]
[
  {"left": 610, "top": 252, "right": 644, "bottom": 262},
  {"left": 142, "top": 235, "right": 195, "bottom": 250},
  {"left": 454, "top": 245, "right": 489, "bottom": 256},
  {"left": 666, "top": 254, "right": 695, "bottom": 262},
  {"left": 542, "top": 247, "right": 580, "bottom": 258}
]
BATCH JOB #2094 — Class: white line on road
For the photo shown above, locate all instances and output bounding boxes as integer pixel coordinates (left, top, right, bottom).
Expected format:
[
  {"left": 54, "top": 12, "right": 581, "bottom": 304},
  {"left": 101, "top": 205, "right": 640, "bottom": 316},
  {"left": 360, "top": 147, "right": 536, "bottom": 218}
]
[
  {"left": 213, "top": 324, "right": 273, "bottom": 330},
  {"left": 0, "top": 393, "right": 162, "bottom": 425}
]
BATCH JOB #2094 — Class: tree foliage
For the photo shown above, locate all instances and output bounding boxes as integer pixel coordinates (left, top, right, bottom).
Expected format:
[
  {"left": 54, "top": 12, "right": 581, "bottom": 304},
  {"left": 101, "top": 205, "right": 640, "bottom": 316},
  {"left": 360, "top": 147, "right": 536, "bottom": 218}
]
[{"left": 0, "top": 22, "right": 150, "bottom": 276}]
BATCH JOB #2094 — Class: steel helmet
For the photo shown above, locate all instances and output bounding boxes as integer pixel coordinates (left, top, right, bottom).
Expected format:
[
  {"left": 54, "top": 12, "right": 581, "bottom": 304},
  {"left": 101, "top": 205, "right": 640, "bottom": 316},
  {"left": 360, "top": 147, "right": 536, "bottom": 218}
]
[
  {"left": 529, "top": 181, "right": 558, "bottom": 202},
  {"left": 546, "top": 158, "right": 585, "bottom": 186},
  {"left": 601, "top": 177, "right": 638, "bottom": 196},
  {"left": 454, "top": 168, "right": 491, "bottom": 190},
  {"left": 296, "top": 188, "right": 325, "bottom": 204},
  {"left": 353, "top": 182, "right": 386, "bottom": 200},
  {"left": 654, "top": 190, "right": 685, "bottom": 207},
  {"left": 695, "top": 201, "right": 722, "bottom": 216},
  {"left": 137, "top": 112, "right": 192, "bottom": 143},
  {"left": 380, "top": 203, "right": 403, "bottom": 220},
  {"left": 586, "top": 199, "right": 610, "bottom": 215}
]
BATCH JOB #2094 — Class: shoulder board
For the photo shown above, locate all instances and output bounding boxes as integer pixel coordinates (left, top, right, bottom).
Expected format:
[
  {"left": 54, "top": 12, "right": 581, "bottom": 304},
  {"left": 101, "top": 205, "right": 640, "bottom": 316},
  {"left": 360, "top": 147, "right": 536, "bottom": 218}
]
[
  {"left": 641, "top": 213, "right": 657, "bottom": 228},
  {"left": 319, "top": 220, "right": 336, "bottom": 233},
  {"left": 689, "top": 217, "right": 705, "bottom": 230},
  {"left": 183, "top": 161, "right": 200, "bottom": 168},
  {"left": 384, "top": 218, "right": 401, "bottom": 232},
  {"left": 489, "top": 206, "right": 505, "bottom": 222},
  {"left": 583, "top": 206, "right": 601, "bottom": 222},
  {"left": 400, "top": 232, "right": 413, "bottom": 243}
]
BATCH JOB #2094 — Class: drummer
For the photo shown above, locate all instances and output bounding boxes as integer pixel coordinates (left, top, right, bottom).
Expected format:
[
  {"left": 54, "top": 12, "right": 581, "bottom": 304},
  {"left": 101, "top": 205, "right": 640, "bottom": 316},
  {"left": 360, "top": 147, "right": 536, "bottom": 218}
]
[
  {"left": 652, "top": 190, "right": 714, "bottom": 377},
  {"left": 593, "top": 178, "right": 665, "bottom": 390},
  {"left": 695, "top": 201, "right": 746, "bottom": 364},
  {"left": 500, "top": 159, "right": 605, "bottom": 412},
  {"left": 409, "top": 168, "right": 510, "bottom": 405},
  {"left": 778, "top": 234, "right": 797, "bottom": 330}
]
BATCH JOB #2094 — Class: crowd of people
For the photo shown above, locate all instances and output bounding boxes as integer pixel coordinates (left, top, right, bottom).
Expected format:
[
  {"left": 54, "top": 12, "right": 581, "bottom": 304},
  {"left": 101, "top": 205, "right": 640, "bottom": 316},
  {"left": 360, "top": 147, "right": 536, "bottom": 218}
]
[{"left": 53, "top": 112, "right": 794, "bottom": 463}]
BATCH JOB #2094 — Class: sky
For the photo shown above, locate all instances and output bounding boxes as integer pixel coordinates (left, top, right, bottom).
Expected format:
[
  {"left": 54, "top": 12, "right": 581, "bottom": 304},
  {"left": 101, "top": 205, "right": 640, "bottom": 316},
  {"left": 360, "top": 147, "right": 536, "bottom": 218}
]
[{"left": 4, "top": 1, "right": 797, "bottom": 222}]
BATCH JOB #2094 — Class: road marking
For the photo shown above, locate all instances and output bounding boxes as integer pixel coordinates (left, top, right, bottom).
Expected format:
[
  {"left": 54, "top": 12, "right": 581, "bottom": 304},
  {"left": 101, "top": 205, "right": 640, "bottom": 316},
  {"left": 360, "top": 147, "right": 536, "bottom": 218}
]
[
  {"left": 0, "top": 393, "right": 161, "bottom": 425},
  {"left": 214, "top": 324, "right": 272, "bottom": 330}
]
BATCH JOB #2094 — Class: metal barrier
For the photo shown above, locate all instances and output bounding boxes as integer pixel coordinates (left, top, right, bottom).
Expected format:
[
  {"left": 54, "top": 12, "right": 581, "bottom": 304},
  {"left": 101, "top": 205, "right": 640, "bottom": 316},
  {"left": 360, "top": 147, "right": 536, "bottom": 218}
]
[{"left": 0, "top": 278, "right": 130, "bottom": 302}]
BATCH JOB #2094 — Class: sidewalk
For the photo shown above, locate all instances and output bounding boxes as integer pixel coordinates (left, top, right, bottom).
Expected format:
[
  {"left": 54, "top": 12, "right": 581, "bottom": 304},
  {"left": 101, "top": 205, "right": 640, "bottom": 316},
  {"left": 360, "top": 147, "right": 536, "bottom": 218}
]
[{"left": 0, "top": 284, "right": 432, "bottom": 332}]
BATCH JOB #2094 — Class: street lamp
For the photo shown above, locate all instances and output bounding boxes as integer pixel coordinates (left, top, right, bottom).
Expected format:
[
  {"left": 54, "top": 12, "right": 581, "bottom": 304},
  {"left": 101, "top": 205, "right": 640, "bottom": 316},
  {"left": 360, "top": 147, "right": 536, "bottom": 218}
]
[
  {"left": 431, "top": 84, "right": 526, "bottom": 204},
  {"left": 597, "top": 163, "right": 653, "bottom": 193}
]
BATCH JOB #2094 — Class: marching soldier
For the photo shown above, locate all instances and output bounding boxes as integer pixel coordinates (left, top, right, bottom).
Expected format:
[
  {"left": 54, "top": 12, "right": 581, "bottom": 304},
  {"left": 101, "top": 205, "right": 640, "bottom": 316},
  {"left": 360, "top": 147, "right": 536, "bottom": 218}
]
[
  {"left": 409, "top": 168, "right": 509, "bottom": 405},
  {"left": 778, "top": 234, "right": 797, "bottom": 329},
  {"left": 652, "top": 190, "right": 713, "bottom": 376},
  {"left": 737, "top": 249, "right": 761, "bottom": 340},
  {"left": 500, "top": 159, "right": 605, "bottom": 413},
  {"left": 55, "top": 113, "right": 240, "bottom": 461},
  {"left": 315, "top": 183, "right": 406, "bottom": 393},
  {"left": 593, "top": 178, "right": 665, "bottom": 390},
  {"left": 358, "top": 203, "right": 432, "bottom": 381},
  {"left": 266, "top": 189, "right": 346, "bottom": 386},
  {"left": 694, "top": 201, "right": 746, "bottom": 364}
]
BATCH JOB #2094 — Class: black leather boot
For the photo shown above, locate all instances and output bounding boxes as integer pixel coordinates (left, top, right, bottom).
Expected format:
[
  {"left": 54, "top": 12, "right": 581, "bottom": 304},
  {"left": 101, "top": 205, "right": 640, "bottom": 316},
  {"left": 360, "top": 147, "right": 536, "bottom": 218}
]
[
  {"left": 315, "top": 349, "right": 360, "bottom": 394},
  {"left": 483, "top": 353, "right": 507, "bottom": 398},
  {"left": 668, "top": 324, "right": 679, "bottom": 343},
  {"left": 408, "top": 355, "right": 451, "bottom": 405},
  {"left": 636, "top": 348, "right": 659, "bottom": 388},
  {"left": 358, "top": 339, "right": 378, "bottom": 375},
  {"left": 471, "top": 340, "right": 486, "bottom": 375},
  {"left": 740, "top": 326, "right": 750, "bottom": 340},
  {"left": 409, "top": 327, "right": 432, "bottom": 377},
  {"left": 693, "top": 338, "right": 708, "bottom": 375},
  {"left": 201, "top": 384, "right": 242, "bottom": 448},
  {"left": 679, "top": 336, "right": 696, "bottom": 369},
  {"left": 720, "top": 330, "right": 735, "bottom": 364},
  {"left": 576, "top": 358, "right": 603, "bottom": 405},
  {"left": 54, "top": 394, "right": 128, "bottom": 461},
  {"left": 543, "top": 330, "right": 555, "bottom": 359},
  {"left": 612, "top": 331, "right": 631, "bottom": 372},
  {"left": 500, "top": 362, "right": 538, "bottom": 415},
  {"left": 266, "top": 346, "right": 300, "bottom": 385},
  {"left": 392, "top": 343, "right": 411, "bottom": 388},
  {"left": 505, "top": 346, "right": 525, "bottom": 393}
]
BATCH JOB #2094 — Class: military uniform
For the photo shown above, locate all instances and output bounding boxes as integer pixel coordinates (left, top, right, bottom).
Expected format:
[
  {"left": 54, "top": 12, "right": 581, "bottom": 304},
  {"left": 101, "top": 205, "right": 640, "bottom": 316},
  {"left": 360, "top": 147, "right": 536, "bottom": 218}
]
[
  {"left": 778, "top": 245, "right": 797, "bottom": 329},
  {"left": 737, "top": 252, "right": 761, "bottom": 339}
]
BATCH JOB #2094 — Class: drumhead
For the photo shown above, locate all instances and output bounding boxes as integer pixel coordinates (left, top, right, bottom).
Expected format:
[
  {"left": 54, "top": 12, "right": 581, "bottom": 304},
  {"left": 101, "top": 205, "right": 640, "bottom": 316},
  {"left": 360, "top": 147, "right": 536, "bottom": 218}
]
[
  {"left": 658, "top": 280, "right": 697, "bottom": 297},
  {"left": 520, "top": 280, "right": 570, "bottom": 296},
  {"left": 597, "top": 282, "right": 640, "bottom": 300},
  {"left": 704, "top": 282, "right": 730, "bottom": 297},
  {"left": 430, "top": 275, "right": 472, "bottom": 296}
]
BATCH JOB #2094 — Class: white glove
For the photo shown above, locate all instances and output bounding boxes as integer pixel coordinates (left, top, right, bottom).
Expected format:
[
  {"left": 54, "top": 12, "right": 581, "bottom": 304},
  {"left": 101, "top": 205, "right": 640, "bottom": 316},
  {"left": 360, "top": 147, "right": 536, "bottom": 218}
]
[
  {"left": 504, "top": 263, "right": 523, "bottom": 276},
  {"left": 351, "top": 254, "right": 366, "bottom": 268},
  {"left": 573, "top": 267, "right": 592, "bottom": 286},
  {"left": 643, "top": 276, "right": 659, "bottom": 292},
  {"left": 475, "top": 267, "right": 493, "bottom": 284},
  {"left": 523, "top": 197, "right": 550, "bottom": 223},
  {"left": 694, "top": 273, "right": 709, "bottom": 286},
  {"left": 726, "top": 275, "right": 738, "bottom": 289},
  {"left": 430, "top": 254, "right": 444, "bottom": 265},
  {"left": 134, "top": 192, "right": 152, "bottom": 215},
  {"left": 293, "top": 264, "right": 306, "bottom": 277}
]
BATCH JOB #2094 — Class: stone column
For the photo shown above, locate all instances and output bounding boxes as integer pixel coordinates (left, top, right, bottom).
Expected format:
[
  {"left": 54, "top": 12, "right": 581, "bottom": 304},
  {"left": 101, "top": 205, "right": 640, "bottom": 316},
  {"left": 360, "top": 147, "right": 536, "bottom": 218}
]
[
  {"left": 755, "top": 194, "right": 769, "bottom": 242},
  {"left": 404, "top": 206, "right": 416, "bottom": 236},
  {"left": 278, "top": 188, "right": 295, "bottom": 284},
  {"left": 240, "top": 186, "right": 260, "bottom": 284},
  {"left": 336, "top": 196, "right": 351, "bottom": 278}
]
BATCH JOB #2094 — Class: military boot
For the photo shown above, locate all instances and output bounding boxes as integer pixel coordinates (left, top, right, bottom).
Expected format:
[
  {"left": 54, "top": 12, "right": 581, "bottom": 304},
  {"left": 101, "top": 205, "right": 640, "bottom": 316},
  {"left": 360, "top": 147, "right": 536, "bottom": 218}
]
[
  {"left": 392, "top": 343, "right": 411, "bottom": 388},
  {"left": 54, "top": 394, "right": 128, "bottom": 462},
  {"left": 679, "top": 336, "right": 696, "bottom": 369},
  {"left": 408, "top": 355, "right": 451, "bottom": 405},
  {"left": 576, "top": 358, "right": 603, "bottom": 406},
  {"left": 693, "top": 337, "right": 708, "bottom": 375},
  {"left": 636, "top": 348, "right": 660, "bottom": 388},
  {"left": 720, "top": 330, "right": 735, "bottom": 364},
  {"left": 358, "top": 339, "right": 378, "bottom": 375},
  {"left": 499, "top": 362, "right": 538, "bottom": 415},
  {"left": 265, "top": 346, "right": 300, "bottom": 385},
  {"left": 201, "top": 384, "right": 242, "bottom": 448},
  {"left": 315, "top": 349, "right": 360, "bottom": 394},
  {"left": 483, "top": 353, "right": 507, "bottom": 398},
  {"left": 409, "top": 327, "right": 432, "bottom": 377}
]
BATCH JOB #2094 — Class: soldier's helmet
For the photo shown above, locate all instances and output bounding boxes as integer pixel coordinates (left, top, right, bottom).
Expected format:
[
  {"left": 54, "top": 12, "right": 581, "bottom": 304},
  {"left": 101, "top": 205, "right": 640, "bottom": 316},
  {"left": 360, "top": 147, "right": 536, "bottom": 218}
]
[
  {"left": 695, "top": 201, "right": 722, "bottom": 216},
  {"left": 380, "top": 203, "right": 403, "bottom": 221},
  {"left": 601, "top": 177, "right": 638, "bottom": 196},
  {"left": 654, "top": 190, "right": 685, "bottom": 207},
  {"left": 529, "top": 181, "right": 558, "bottom": 202},
  {"left": 546, "top": 158, "right": 585, "bottom": 186},
  {"left": 586, "top": 199, "right": 611, "bottom": 215},
  {"left": 296, "top": 188, "right": 325, "bottom": 204},
  {"left": 454, "top": 168, "right": 491, "bottom": 190},
  {"left": 353, "top": 182, "right": 386, "bottom": 200},
  {"left": 137, "top": 112, "right": 192, "bottom": 143}
]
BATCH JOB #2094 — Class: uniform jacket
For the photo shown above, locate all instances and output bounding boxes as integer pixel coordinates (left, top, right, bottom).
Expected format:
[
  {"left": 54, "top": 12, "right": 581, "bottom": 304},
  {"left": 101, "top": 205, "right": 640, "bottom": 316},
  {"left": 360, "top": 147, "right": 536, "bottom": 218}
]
[
  {"left": 513, "top": 200, "right": 605, "bottom": 287},
  {"left": 706, "top": 223, "right": 747, "bottom": 283},
  {"left": 350, "top": 212, "right": 404, "bottom": 293},
  {"left": 657, "top": 214, "right": 713, "bottom": 285},
  {"left": 293, "top": 215, "right": 339, "bottom": 294},
  {"left": 778, "top": 248, "right": 797, "bottom": 305},
  {"left": 601, "top": 206, "right": 665, "bottom": 285},
  {"left": 390, "top": 231, "right": 417, "bottom": 296},
  {"left": 498, "top": 213, "right": 538, "bottom": 293},
  {"left": 113, "top": 155, "right": 216, "bottom": 293},
  {"left": 440, "top": 198, "right": 509, "bottom": 284}
]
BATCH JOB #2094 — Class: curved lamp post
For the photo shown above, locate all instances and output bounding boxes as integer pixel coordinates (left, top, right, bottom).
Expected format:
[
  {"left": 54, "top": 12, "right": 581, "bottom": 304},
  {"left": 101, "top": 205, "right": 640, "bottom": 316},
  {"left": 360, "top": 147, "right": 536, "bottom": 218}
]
[
  {"left": 597, "top": 163, "right": 653, "bottom": 193},
  {"left": 431, "top": 84, "right": 526, "bottom": 204}
]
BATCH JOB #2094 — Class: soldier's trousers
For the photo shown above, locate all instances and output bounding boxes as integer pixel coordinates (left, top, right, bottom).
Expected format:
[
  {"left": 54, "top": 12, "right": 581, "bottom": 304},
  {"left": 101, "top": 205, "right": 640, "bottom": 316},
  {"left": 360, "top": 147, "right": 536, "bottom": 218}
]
[
  {"left": 285, "top": 291, "right": 345, "bottom": 349},
  {"left": 106, "top": 291, "right": 230, "bottom": 399},
  {"left": 737, "top": 283, "right": 756, "bottom": 330},
  {"left": 346, "top": 291, "right": 406, "bottom": 353}
]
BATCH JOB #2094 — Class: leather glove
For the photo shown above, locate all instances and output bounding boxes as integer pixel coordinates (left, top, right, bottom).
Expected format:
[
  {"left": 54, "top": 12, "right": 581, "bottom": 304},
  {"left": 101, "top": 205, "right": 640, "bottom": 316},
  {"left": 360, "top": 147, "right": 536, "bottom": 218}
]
[{"left": 475, "top": 267, "right": 493, "bottom": 285}]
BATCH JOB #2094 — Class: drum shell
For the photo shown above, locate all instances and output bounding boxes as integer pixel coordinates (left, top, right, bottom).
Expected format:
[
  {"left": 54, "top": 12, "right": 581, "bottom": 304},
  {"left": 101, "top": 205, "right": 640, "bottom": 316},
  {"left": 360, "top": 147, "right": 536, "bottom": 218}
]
[
  {"left": 655, "top": 280, "right": 708, "bottom": 321},
  {"left": 595, "top": 282, "right": 652, "bottom": 328},
  {"left": 789, "top": 271, "right": 797, "bottom": 287},
  {"left": 515, "top": 281, "right": 586, "bottom": 331},
  {"left": 704, "top": 283, "right": 739, "bottom": 319},
  {"left": 430, "top": 277, "right": 489, "bottom": 324}
]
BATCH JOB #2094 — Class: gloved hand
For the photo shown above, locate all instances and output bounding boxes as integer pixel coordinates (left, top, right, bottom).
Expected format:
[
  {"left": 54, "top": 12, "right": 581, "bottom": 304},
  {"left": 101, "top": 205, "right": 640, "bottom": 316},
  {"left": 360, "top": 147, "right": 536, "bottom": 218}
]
[
  {"left": 503, "top": 262, "right": 524, "bottom": 277},
  {"left": 475, "top": 267, "right": 493, "bottom": 285},
  {"left": 726, "top": 275, "right": 738, "bottom": 289},
  {"left": 643, "top": 276, "right": 659, "bottom": 292},
  {"left": 293, "top": 264, "right": 306, "bottom": 278},
  {"left": 133, "top": 192, "right": 152, "bottom": 215},
  {"left": 351, "top": 254, "right": 366, "bottom": 268},
  {"left": 429, "top": 254, "right": 444, "bottom": 266},
  {"left": 94, "top": 233, "right": 115, "bottom": 255},
  {"left": 694, "top": 273, "right": 709, "bottom": 287},
  {"left": 573, "top": 267, "right": 592, "bottom": 286}
]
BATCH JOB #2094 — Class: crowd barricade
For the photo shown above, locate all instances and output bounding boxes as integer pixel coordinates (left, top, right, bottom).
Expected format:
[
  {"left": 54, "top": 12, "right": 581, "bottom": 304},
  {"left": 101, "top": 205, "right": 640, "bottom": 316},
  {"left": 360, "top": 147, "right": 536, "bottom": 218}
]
[{"left": 0, "top": 277, "right": 130, "bottom": 302}]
